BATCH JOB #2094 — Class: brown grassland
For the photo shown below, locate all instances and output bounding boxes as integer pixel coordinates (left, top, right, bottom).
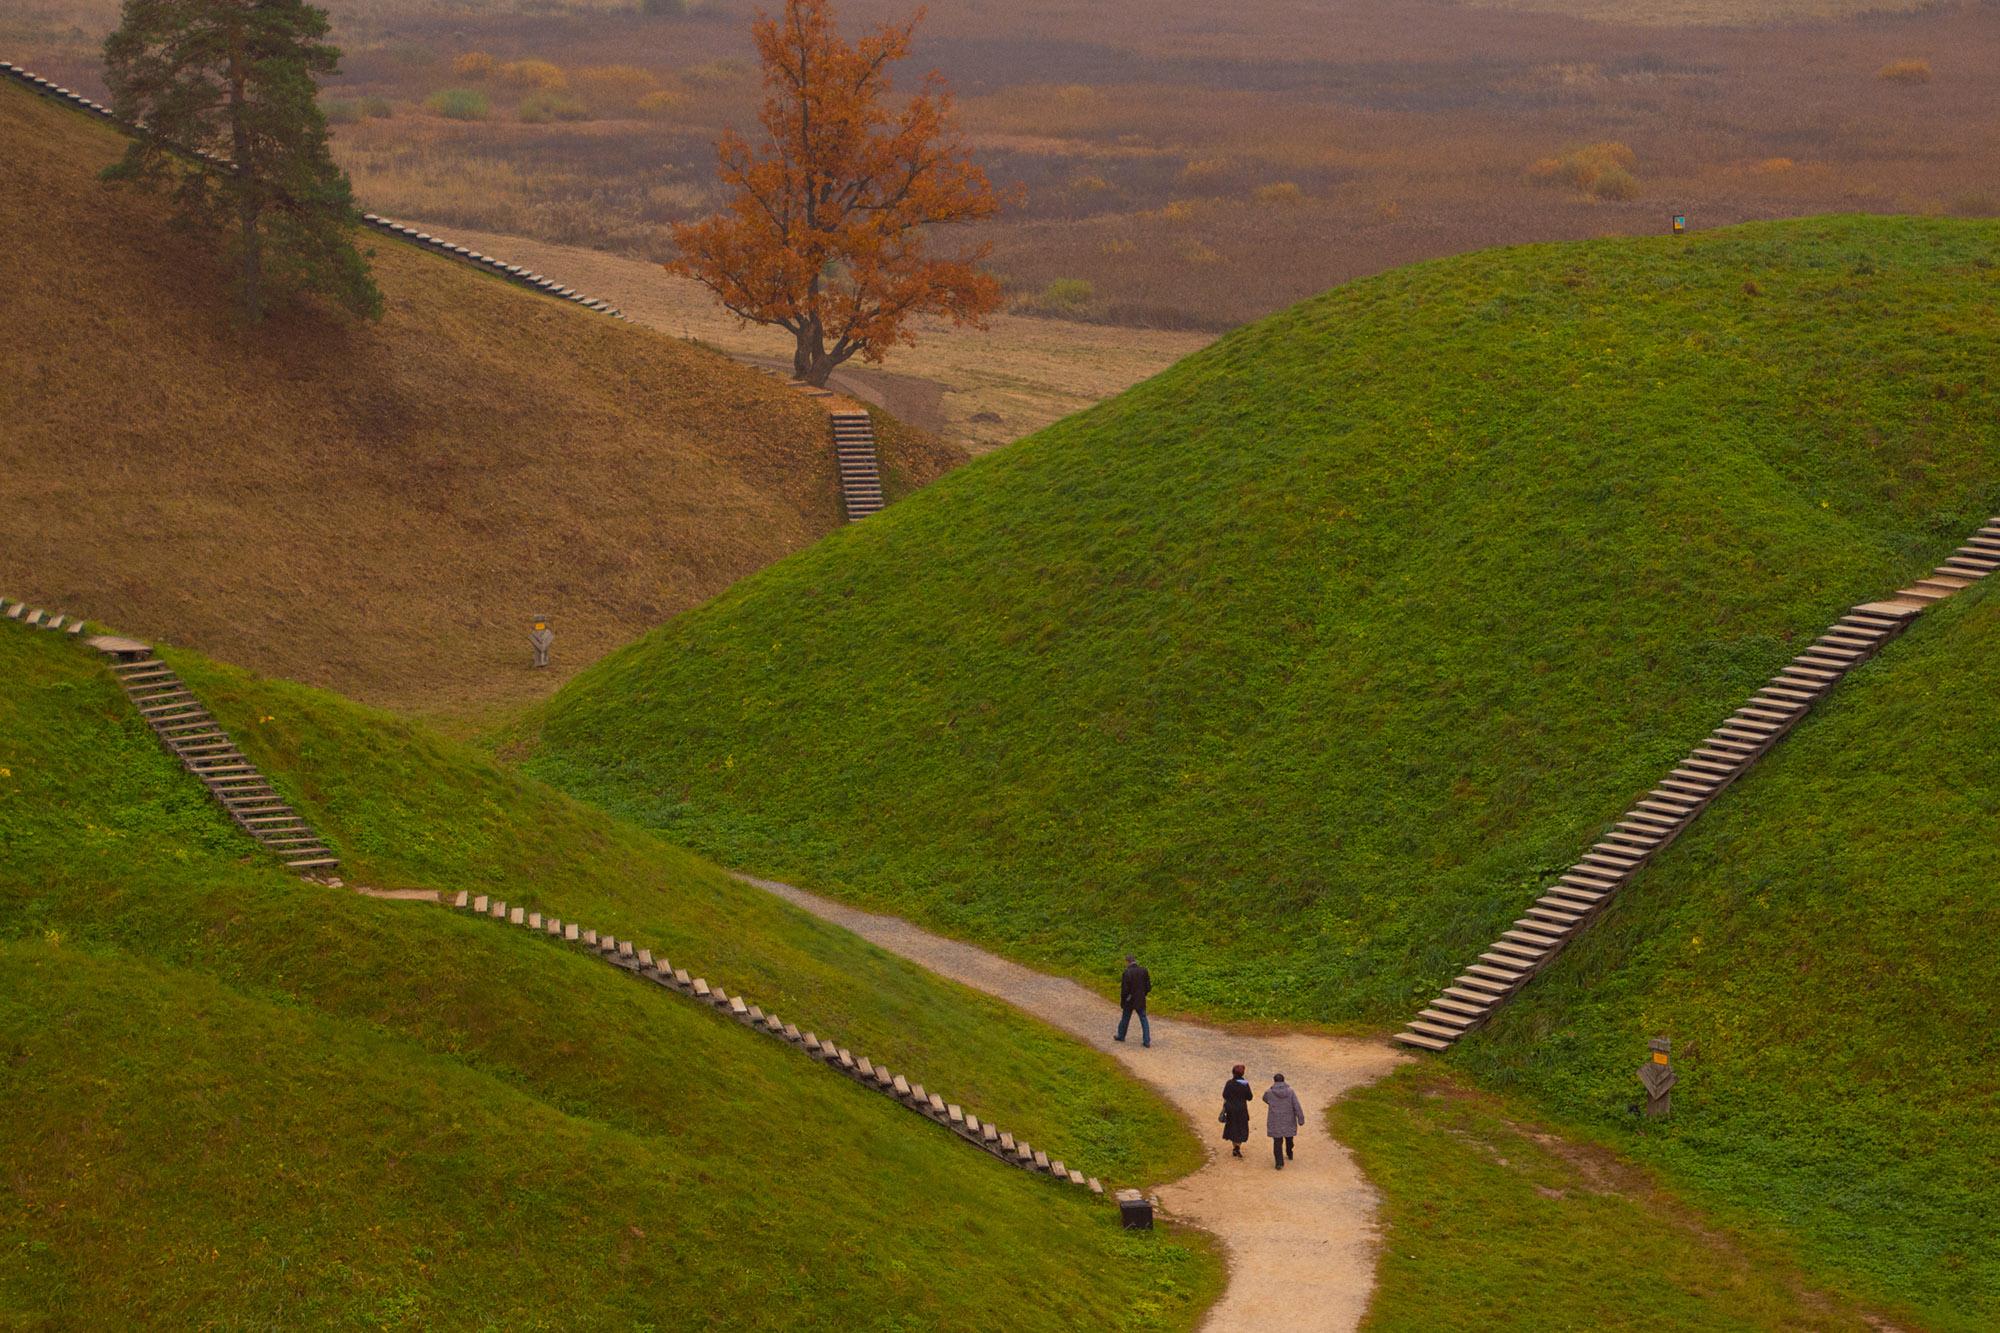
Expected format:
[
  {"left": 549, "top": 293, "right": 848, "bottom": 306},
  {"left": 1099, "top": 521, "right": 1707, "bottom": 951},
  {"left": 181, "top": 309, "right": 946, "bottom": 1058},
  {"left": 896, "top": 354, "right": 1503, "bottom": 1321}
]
[
  {"left": 392, "top": 222, "right": 1214, "bottom": 450},
  {"left": 0, "top": 83, "right": 960, "bottom": 729},
  {"left": 10, "top": 0, "right": 1997, "bottom": 340}
]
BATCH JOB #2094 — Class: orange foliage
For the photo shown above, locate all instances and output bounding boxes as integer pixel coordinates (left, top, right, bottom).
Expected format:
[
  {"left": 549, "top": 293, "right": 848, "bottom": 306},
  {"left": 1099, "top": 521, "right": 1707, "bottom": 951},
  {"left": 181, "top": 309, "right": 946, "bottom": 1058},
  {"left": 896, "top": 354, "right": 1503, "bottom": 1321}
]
[{"left": 668, "top": 0, "right": 1005, "bottom": 385}]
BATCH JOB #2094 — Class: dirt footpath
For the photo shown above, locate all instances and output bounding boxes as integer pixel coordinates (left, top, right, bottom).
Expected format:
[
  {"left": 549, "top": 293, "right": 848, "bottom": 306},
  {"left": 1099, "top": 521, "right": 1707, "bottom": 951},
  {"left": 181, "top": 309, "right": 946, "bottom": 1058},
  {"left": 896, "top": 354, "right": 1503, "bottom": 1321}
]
[{"left": 737, "top": 874, "right": 1406, "bottom": 1332}]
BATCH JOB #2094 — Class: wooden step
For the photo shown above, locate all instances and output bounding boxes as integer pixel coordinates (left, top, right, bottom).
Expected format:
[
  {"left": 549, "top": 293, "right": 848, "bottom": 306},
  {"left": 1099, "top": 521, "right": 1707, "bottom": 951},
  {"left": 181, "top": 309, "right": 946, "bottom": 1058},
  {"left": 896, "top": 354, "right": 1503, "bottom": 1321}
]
[
  {"left": 1416, "top": 1007, "right": 1476, "bottom": 1031},
  {"left": 1407, "top": 1017, "right": 1469, "bottom": 1042},
  {"left": 1393, "top": 1029, "right": 1453, "bottom": 1051},
  {"left": 1428, "top": 990, "right": 1489, "bottom": 1017}
]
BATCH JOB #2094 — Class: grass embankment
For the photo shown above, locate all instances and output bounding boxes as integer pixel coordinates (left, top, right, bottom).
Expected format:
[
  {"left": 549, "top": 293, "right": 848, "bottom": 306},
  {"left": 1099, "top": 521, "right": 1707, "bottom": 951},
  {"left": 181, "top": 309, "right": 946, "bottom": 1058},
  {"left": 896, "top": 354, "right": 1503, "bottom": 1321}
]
[
  {"left": 0, "top": 80, "right": 961, "bottom": 729},
  {"left": 1332, "top": 1067, "right": 1890, "bottom": 1331},
  {"left": 1451, "top": 578, "right": 2000, "bottom": 1329},
  {"left": 518, "top": 214, "right": 2000, "bottom": 1029},
  {"left": 0, "top": 626, "right": 1217, "bottom": 1327}
]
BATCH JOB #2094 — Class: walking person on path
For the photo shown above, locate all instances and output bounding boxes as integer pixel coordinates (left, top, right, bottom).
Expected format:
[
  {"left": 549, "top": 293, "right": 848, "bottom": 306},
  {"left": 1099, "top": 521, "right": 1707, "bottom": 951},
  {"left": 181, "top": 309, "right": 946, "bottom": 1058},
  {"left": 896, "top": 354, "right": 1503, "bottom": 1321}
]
[
  {"left": 1115, "top": 954, "right": 1151, "bottom": 1047},
  {"left": 1263, "top": 1073, "right": 1305, "bottom": 1169},
  {"left": 1221, "top": 1064, "right": 1253, "bottom": 1158}
]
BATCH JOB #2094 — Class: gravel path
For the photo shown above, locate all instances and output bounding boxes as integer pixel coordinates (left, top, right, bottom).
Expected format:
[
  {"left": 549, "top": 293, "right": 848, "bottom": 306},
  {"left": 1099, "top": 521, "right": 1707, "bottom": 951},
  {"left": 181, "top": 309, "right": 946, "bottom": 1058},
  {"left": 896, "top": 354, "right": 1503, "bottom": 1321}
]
[{"left": 737, "top": 874, "right": 1407, "bottom": 1332}]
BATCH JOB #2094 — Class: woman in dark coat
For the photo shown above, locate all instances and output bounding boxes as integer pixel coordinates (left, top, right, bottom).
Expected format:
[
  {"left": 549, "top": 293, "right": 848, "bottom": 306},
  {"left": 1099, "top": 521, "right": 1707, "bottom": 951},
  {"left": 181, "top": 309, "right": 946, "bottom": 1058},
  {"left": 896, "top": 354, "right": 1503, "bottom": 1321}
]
[{"left": 1221, "top": 1064, "right": 1253, "bottom": 1157}]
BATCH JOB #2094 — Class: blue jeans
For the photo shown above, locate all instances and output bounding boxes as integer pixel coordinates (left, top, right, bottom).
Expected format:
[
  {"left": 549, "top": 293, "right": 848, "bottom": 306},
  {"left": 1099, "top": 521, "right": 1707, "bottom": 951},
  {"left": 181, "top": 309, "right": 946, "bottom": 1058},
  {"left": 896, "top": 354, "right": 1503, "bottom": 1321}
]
[{"left": 1117, "top": 1005, "right": 1150, "bottom": 1046}]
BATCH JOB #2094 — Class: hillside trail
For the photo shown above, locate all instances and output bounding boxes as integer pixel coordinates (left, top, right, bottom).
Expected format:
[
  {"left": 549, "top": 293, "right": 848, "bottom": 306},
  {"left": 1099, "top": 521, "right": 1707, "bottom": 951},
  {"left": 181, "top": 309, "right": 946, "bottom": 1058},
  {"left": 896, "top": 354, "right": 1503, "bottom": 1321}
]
[{"left": 735, "top": 874, "right": 1407, "bottom": 1332}]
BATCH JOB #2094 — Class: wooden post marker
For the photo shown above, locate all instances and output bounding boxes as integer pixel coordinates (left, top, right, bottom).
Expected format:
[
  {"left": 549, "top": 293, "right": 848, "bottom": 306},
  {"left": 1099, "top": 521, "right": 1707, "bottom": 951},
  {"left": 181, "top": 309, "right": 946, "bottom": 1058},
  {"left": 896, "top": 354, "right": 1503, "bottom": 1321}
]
[{"left": 1638, "top": 1036, "right": 1676, "bottom": 1118}]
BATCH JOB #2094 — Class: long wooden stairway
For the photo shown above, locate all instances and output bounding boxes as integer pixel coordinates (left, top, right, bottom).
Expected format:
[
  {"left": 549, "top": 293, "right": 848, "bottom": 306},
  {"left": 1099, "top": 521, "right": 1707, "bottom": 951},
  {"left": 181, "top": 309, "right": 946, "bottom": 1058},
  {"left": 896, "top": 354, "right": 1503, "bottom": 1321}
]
[
  {"left": 92, "top": 638, "right": 340, "bottom": 876},
  {"left": 1395, "top": 516, "right": 2000, "bottom": 1052},
  {"left": 830, "top": 410, "right": 886, "bottom": 521}
]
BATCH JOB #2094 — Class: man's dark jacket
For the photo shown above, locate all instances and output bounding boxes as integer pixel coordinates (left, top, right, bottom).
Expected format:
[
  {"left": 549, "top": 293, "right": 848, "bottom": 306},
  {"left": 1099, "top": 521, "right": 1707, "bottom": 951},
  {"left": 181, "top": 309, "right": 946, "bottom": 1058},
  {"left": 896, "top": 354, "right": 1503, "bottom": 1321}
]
[{"left": 1121, "top": 962, "right": 1151, "bottom": 1011}]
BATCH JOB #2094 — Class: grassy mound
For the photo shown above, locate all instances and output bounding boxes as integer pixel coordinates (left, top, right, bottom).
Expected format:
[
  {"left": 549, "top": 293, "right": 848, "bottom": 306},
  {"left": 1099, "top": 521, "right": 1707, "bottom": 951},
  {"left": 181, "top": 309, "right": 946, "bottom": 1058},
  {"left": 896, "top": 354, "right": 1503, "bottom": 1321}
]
[
  {"left": 0, "top": 80, "right": 960, "bottom": 728},
  {"left": 519, "top": 214, "right": 2000, "bottom": 1026},
  {"left": 0, "top": 625, "right": 1217, "bottom": 1327},
  {"left": 1453, "top": 578, "right": 2000, "bottom": 1329},
  {"left": 1330, "top": 1067, "right": 1890, "bottom": 1330}
]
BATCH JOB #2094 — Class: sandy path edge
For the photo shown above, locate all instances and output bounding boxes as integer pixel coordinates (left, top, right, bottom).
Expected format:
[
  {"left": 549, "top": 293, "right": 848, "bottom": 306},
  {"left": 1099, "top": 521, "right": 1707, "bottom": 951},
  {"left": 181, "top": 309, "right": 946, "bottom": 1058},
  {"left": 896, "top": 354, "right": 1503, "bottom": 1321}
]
[{"left": 735, "top": 873, "right": 1408, "bottom": 1332}]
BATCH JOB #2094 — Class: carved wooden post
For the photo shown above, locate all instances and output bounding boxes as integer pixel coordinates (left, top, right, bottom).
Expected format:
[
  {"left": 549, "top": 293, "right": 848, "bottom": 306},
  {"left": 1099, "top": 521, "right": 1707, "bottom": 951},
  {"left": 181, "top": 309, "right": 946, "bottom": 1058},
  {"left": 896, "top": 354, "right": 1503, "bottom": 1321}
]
[{"left": 1638, "top": 1036, "right": 1676, "bottom": 1118}]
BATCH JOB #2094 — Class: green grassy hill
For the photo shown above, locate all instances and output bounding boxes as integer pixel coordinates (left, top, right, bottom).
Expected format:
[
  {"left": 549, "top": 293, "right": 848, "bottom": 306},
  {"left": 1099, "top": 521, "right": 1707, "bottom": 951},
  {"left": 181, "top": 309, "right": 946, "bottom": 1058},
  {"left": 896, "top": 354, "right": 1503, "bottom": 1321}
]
[
  {"left": 0, "top": 625, "right": 1217, "bottom": 1327},
  {"left": 517, "top": 214, "right": 2000, "bottom": 1028},
  {"left": 1450, "top": 577, "right": 2000, "bottom": 1329}
]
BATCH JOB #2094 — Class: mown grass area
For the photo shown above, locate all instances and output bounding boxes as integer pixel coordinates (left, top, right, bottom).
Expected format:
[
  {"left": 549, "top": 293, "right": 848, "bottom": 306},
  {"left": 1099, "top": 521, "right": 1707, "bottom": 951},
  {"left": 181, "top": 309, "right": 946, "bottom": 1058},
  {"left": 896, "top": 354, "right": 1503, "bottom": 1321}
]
[
  {"left": 1453, "top": 578, "right": 2000, "bottom": 1329},
  {"left": 517, "top": 215, "right": 2000, "bottom": 1030},
  {"left": 0, "top": 625, "right": 1219, "bottom": 1327},
  {"left": 1331, "top": 1067, "right": 1890, "bottom": 1331}
]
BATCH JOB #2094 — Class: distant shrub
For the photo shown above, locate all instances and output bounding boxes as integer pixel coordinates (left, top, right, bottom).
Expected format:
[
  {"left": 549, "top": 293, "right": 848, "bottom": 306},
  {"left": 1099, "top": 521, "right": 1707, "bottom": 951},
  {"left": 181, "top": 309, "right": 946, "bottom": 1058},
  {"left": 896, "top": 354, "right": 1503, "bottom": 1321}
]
[
  {"left": 517, "top": 91, "right": 592, "bottom": 123},
  {"left": 1254, "top": 181, "right": 1304, "bottom": 206},
  {"left": 1069, "top": 172, "right": 1112, "bottom": 193},
  {"left": 1527, "top": 142, "right": 1638, "bottom": 199},
  {"left": 1041, "top": 278, "right": 1094, "bottom": 308},
  {"left": 1752, "top": 156, "right": 1795, "bottom": 174},
  {"left": 1590, "top": 167, "right": 1640, "bottom": 201},
  {"left": 323, "top": 97, "right": 364, "bottom": 125},
  {"left": 362, "top": 96, "right": 394, "bottom": 119},
  {"left": 1877, "top": 58, "right": 1932, "bottom": 85},
  {"left": 682, "top": 57, "right": 751, "bottom": 87},
  {"left": 425, "top": 88, "right": 490, "bottom": 121},
  {"left": 641, "top": 182, "right": 707, "bottom": 219},
  {"left": 636, "top": 89, "right": 692, "bottom": 118},
  {"left": 498, "top": 59, "right": 568, "bottom": 91},
  {"left": 1180, "top": 240, "right": 1222, "bottom": 265},
  {"left": 573, "top": 65, "right": 658, "bottom": 114},
  {"left": 452, "top": 51, "right": 495, "bottom": 79},
  {"left": 1157, "top": 200, "right": 1195, "bottom": 223},
  {"left": 638, "top": 0, "right": 688, "bottom": 13},
  {"left": 1179, "top": 156, "right": 1232, "bottom": 185}
]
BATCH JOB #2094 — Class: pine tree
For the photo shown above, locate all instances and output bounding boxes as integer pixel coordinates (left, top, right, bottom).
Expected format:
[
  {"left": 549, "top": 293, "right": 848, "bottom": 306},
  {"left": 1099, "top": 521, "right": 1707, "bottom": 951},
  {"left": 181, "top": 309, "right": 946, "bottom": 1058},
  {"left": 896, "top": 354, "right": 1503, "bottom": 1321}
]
[{"left": 102, "top": 0, "right": 381, "bottom": 321}]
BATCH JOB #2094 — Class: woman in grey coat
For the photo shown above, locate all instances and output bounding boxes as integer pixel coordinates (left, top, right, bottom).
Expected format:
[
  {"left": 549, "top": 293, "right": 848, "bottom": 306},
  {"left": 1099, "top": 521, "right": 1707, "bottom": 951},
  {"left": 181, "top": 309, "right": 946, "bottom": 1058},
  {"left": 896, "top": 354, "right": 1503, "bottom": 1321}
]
[{"left": 1263, "top": 1073, "right": 1305, "bottom": 1169}]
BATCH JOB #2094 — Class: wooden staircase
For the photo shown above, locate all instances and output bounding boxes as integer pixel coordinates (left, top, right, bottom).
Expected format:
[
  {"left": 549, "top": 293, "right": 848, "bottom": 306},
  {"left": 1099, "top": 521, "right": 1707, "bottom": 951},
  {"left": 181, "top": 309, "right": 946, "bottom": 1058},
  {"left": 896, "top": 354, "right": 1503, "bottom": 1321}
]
[
  {"left": 91, "top": 637, "right": 340, "bottom": 877},
  {"left": 1394, "top": 516, "right": 2000, "bottom": 1052},
  {"left": 831, "top": 411, "right": 886, "bottom": 521}
]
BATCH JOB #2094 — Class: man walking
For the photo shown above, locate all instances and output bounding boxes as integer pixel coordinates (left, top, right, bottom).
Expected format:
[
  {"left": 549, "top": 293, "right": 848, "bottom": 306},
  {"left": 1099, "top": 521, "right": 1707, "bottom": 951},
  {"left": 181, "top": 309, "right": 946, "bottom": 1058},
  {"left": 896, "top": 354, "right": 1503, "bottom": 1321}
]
[{"left": 1115, "top": 954, "right": 1151, "bottom": 1048}]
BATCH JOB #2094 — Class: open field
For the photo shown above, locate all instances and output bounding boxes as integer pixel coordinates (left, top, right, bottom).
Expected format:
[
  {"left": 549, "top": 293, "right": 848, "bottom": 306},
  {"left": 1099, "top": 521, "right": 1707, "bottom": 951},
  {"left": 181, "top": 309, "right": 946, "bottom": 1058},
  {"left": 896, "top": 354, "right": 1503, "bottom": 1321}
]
[
  {"left": 12, "top": 0, "right": 1998, "bottom": 343},
  {"left": 0, "top": 83, "right": 961, "bottom": 729},
  {"left": 0, "top": 621, "right": 1221, "bottom": 1327}
]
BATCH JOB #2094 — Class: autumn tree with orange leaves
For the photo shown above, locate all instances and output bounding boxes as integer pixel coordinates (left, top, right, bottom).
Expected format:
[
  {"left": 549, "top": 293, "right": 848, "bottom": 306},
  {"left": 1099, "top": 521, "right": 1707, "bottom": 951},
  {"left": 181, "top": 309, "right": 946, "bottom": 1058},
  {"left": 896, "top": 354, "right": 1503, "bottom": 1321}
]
[{"left": 670, "top": 0, "right": 1004, "bottom": 386}]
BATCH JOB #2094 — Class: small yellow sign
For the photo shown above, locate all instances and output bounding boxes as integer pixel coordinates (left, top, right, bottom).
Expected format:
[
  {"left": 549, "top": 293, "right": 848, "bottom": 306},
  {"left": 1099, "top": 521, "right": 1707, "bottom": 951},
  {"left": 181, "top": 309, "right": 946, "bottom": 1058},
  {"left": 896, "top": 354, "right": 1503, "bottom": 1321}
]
[{"left": 1652, "top": 1051, "right": 1670, "bottom": 1064}]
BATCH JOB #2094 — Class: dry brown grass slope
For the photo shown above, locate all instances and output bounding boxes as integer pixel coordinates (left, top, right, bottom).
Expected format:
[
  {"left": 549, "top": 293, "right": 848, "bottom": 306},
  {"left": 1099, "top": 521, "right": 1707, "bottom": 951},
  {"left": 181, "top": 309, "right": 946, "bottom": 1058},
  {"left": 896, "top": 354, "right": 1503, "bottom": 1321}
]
[{"left": 0, "top": 81, "right": 961, "bottom": 728}]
